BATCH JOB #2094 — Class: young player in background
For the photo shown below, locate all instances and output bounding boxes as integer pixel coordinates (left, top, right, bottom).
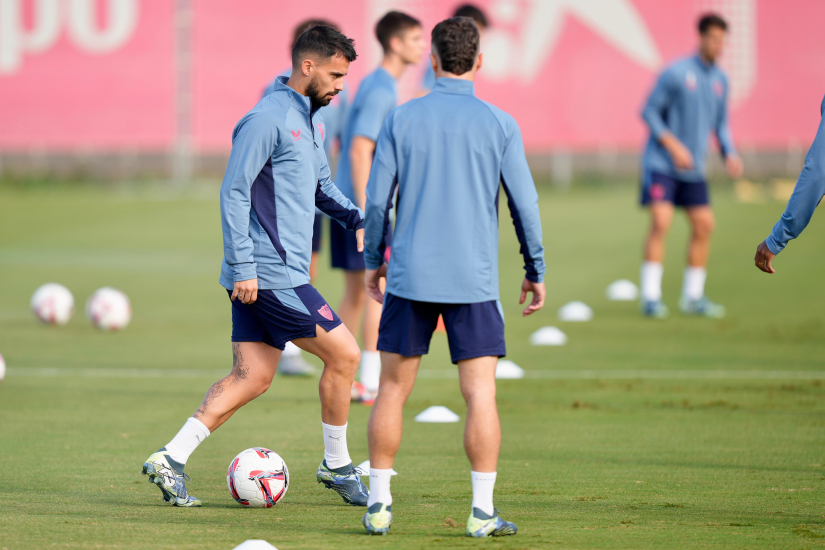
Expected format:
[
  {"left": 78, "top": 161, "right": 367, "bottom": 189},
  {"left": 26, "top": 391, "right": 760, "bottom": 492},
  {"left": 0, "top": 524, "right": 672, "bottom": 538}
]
[
  {"left": 361, "top": 17, "right": 546, "bottom": 537},
  {"left": 260, "top": 19, "right": 350, "bottom": 377},
  {"left": 639, "top": 14, "right": 743, "bottom": 319},
  {"left": 141, "top": 26, "right": 369, "bottom": 508},
  {"left": 332, "top": 11, "right": 426, "bottom": 404},
  {"left": 418, "top": 4, "right": 487, "bottom": 95},
  {"left": 754, "top": 95, "right": 825, "bottom": 273}
]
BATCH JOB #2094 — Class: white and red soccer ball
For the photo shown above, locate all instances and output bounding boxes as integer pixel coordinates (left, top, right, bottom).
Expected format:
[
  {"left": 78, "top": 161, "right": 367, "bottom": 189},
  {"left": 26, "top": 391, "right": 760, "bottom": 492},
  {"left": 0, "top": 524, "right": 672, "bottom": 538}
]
[
  {"left": 31, "top": 283, "right": 75, "bottom": 325},
  {"left": 227, "top": 448, "right": 289, "bottom": 507},
  {"left": 86, "top": 287, "right": 131, "bottom": 331}
]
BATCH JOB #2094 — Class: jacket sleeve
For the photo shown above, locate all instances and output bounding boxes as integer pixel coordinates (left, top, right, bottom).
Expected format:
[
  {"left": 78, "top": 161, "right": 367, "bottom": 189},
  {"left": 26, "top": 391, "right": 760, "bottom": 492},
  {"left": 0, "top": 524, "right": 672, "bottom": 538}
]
[
  {"left": 500, "top": 118, "right": 546, "bottom": 283},
  {"left": 315, "top": 148, "right": 364, "bottom": 231},
  {"left": 765, "top": 102, "right": 825, "bottom": 254},
  {"left": 364, "top": 114, "right": 398, "bottom": 270},
  {"left": 219, "top": 115, "right": 278, "bottom": 282},
  {"left": 715, "top": 78, "right": 737, "bottom": 158},
  {"left": 641, "top": 69, "right": 675, "bottom": 140}
]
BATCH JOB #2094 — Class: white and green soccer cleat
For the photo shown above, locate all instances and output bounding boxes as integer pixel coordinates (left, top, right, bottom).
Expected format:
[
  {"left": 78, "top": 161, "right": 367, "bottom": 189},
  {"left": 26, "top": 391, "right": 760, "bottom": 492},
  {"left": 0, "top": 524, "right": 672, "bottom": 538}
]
[
  {"left": 466, "top": 507, "right": 518, "bottom": 537},
  {"left": 679, "top": 296, "right": 726, "bottom": 319},
  {"left": 141, "top": 449, "right": 201, "bottom": 507},
  {"left": 362, "top": 502, "right": 393, "bottom": 535},
  {"left": 316, "top": 460, "right": 369, "bottom": 506},
  {"left": 641, "top": 299, "right": 670, "bottom": 319}
]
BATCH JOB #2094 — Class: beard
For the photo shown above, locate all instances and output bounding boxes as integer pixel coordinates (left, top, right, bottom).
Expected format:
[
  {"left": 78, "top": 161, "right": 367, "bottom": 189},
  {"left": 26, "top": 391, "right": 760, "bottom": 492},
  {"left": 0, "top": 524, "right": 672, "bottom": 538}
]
[{"left": 306, "top": 76, "right": 336, "bottom": 109}]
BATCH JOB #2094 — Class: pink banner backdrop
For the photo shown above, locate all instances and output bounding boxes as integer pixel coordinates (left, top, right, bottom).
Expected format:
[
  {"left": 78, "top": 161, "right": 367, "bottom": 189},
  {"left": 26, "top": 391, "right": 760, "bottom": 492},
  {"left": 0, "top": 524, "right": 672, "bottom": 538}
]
[{"left": 1, "top": 0, "right": 824, "bottom": 153}]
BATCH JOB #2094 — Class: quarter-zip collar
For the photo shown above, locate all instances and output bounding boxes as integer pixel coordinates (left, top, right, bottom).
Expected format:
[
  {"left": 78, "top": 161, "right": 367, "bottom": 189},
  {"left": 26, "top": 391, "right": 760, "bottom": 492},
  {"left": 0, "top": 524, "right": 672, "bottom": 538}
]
[
  {"left": 274, "top": 75, "right": 314, "bottom": 113},
  {"left": 432, "top": 77, "right": 476, "bottom": 96}
]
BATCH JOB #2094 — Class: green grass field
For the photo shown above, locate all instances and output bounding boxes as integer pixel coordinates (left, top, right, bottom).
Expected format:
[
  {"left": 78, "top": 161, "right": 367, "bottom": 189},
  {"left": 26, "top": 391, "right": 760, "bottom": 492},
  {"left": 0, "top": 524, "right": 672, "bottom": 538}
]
[{"left": 0, "top": 180, "right": 823, "bottom": 549}]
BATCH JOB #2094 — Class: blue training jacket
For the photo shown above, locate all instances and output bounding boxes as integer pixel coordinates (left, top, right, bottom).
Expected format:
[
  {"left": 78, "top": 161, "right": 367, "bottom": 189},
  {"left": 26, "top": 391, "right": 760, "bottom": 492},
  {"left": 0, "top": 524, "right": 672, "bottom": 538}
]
[
  {"left": 364, "top": 77, "right": 546, "bottom": 304},
  {"left": 219, "top": 76, "right": 364, "bottom": 290},
  {"left": 335, "top": 67, "right": 397, "bottom": 205},
  {"left": 766, "top": 95, "right": 825, "bottom": 254},
  {"left": 641, "top": 54, "right": 736, "bottom": 182},
  {"left": 263, "top": 68, "right": 349, "bottom": 164}
]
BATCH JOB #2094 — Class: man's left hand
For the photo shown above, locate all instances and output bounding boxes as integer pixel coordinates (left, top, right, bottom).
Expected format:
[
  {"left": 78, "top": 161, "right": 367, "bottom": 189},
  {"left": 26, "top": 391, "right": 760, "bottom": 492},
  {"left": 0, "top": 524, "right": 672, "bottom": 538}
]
[
  {"left": 726, "top": 155, "right": 744, "bottom": 179},
  {"left": 355, "top": 228, "right": 365, "bottom": 252},
  {"left": 365, "top": 264, "right": 388, "bottom": 304},
  {"left": 754, "top": 240, "right": 776, "bottom": 274}
]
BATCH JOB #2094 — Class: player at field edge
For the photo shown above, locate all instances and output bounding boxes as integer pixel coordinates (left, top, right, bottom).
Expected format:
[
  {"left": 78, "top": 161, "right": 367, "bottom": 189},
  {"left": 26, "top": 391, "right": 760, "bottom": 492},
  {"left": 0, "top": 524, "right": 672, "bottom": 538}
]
[
  {"left": 332, "top": 12, "right": 426, "bottom": 405},
  {"left": 360, "top": 17, "right": 546, "bottom": 537},
  {"left": 259, "top": 18, "right": 350, "bottom": 378},
  {"left": 418, "top": 3, "right": 487, "bottom": 96},
  {"left": 754, "top": 95, "right": 825, "bottom": 273},
  {"left": 638, "top": 13, "right": 743, "bottom": 319},
  {"left": 141, "top": 26, "right": 370, "bottom": 508}
]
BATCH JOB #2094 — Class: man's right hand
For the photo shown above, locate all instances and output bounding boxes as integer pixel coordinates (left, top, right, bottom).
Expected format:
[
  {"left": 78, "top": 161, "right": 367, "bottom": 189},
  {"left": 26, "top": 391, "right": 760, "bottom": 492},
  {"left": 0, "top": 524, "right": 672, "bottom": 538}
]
[
  {"left": 232, "top": 278, "right": 258, "bottom": 304},
  {"left": 520, "top": 278, "right": 546, "bottom": 317},
  {"left": 661, "top": 134, "right": 695, "bottom": 171},
  {"left": 365, "top": 264, "right": 388, "bottom": 304}
]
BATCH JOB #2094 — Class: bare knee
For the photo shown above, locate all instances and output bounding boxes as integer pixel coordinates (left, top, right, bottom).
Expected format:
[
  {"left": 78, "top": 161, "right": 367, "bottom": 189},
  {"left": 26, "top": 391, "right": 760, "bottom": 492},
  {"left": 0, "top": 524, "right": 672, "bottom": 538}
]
[
  {"left": 460, "top": 379, "right": 496, "bottom": 405},
  {"left": 692, "top": 216, "right": 715, "bottom": 240},
  {"left": 327, "top": 340, "right": 360, "bottom": 375}
]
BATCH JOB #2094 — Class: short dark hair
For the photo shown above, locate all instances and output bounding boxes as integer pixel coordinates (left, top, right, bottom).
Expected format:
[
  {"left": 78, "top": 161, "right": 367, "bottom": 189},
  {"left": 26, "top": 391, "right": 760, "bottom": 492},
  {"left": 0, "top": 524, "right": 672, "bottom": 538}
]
[
  {"left": 431, "top": 16, "right": 479, "bottom": 76},
  {"left": 292, "top": 19, "right": 339, "bottom": 46},
  {"left": 375, "top": 11, "right": 421, "bottom": 53},
  {"left": 453, "top": 4, "right": 488, "bottom": 28},
  {"left": 292, "top": 25, "right": 357, "bottom": 68},
  {"left": 698, "top": 13, "right": 728, "bottom": 34}
]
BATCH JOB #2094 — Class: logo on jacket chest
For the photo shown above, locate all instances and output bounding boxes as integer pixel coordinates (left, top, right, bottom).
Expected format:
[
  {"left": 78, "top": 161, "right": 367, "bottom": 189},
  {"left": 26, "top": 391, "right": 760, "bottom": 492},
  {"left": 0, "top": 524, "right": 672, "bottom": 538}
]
[
  {"left": 292, "top": 129, "right": 301, "bottom": 141},
  {"left": 712, "top": 80, "right": 724, "bottom": 97},
  {"left": 317, "top": 123, "right": 325, "bottom": 140}
]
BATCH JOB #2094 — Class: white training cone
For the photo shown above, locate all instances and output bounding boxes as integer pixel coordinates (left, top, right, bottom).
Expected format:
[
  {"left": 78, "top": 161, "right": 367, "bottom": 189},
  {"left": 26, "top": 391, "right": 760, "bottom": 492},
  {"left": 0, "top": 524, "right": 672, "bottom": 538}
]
[
  {"left": 415, "top": 406, "right": 460, "bottom": 423},
  {"left": 530, "top": 326, "right": 568, "bottom": 346},
  {"left": 356, "top": 460, "right": 398, "bottom": 476},
  {"left": 606, "top": 279, "right": 639, "bottom": 301},
  {"left": 495, "top": 360, "right": 525, "bottom": 379},
  {"left": 232, "top": 541, "right": 278, "bottom": 550},
  {"left": 558, "top": 301, "right": 593, "bottom": 322}
]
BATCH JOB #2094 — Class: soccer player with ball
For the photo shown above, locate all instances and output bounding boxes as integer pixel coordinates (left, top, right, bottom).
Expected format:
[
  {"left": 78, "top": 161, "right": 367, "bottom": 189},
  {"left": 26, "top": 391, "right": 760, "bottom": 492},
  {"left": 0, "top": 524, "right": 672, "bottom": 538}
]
[
  {"left": 142, "top": 26, "right": 369, "bottom": 508},
  {"left": 361, "top": 17, "right": 546, "bottom": 537}
]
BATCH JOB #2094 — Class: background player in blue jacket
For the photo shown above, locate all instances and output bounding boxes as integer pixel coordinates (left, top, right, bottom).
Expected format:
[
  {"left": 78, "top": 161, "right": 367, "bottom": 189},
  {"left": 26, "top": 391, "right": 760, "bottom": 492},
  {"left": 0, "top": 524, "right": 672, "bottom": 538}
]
[
  {"left": 332, "top": 12, "right": 426, "bottom": 404},
  {"left": 638, "top": 14, "right": 743, "bottom": 319},
  {"left": 261, "top": 19, "right": 350, "bottom": 377},
  {"left": 755, "top": 95, "right": 825, "bottom": 273},
  {"left": 418, "top": 4, "right": 487, "bottom": 96},
  {"left": 360, "top": 17, "right": 545, "bottom": 537},
  {"left": 141, "top": 26, "right": 370, "bottom": 508}
]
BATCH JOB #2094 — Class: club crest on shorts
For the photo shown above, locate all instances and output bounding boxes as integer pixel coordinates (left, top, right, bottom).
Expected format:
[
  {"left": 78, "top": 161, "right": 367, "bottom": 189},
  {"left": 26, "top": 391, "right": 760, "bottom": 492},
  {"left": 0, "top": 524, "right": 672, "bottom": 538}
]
[
  {"left": 318, "top": 304, "right": 333, "bottom": 321},
  {"left": 650, "top": 183, "right": 666, "bottom": 201}
]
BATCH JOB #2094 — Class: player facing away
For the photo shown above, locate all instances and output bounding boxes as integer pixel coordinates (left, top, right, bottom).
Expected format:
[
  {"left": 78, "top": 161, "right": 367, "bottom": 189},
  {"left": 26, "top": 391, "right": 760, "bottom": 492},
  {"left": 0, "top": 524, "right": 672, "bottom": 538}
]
[
  {"left": 754, "top": 95, "right": 825, "bottom": 274},
  {"left": 360, "top": 17, "right": 546, "bottom": 537},
  {"left": 141, "top": 26, "right": 370, "bottom": 508},
  {"left": 638, "top": 14, "right": 743, "bottom": 319},
  {"left": 259, "top": 18, "right": 350, "bottom": 377},
  {"left": 332, "top": 12, "right": 426, "bottom": 404},
  {"left": 419, "top": 3, "right": 487, "bottom": 95}
]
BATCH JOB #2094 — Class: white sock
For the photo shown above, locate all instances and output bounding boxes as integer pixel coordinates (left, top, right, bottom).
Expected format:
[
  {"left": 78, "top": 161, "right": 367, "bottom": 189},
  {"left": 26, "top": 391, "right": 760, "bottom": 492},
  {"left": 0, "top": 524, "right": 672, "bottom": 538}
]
[
  {"left": 322, "top": 422, "right": 351, "bottom": 469},
  {"left": 165, "top": 417, "right": 210, "bottom": 465},
  {"left": 682, "top": 266, "right": 707, "bottom": 301},
  {"left": 640, "top": 261, "right": 664, "bottom": 302},
  {"left": 367, "top": 468, "right": 393, "bottom": 507},
  {"left": 359, "top": 350, "right": 381, "bottom": 392},
  {"left": 282, "top": 341, "right": 302, "bottom": 358},
  {"left": 471, "top": 471, "right": 497, "bottom": 516}
]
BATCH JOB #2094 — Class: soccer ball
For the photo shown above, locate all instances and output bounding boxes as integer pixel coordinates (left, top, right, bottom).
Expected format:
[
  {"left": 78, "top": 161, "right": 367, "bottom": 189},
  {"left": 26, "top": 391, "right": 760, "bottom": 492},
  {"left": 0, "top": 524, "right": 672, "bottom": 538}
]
[
  {"left": 0, "top": 353, "right": 5, "bottom": 383},
  {"left": 86, "top": 287, "right": 131, "bottom": 330},
  {"left": 227, "top": 448, "right": 289, "bottom": 507},
  {"left": 31, "top": 283, "right": 75, "bottom": 325}
]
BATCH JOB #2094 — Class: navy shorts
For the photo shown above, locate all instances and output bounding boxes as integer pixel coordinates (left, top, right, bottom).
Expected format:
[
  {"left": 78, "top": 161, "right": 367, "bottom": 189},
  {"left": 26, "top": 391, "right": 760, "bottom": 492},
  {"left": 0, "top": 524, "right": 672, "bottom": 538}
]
[
  {"left": 640, "top": 171, "right": 710, "bottom": 207},
  {"left": 377, "top": 293, "right": 506, "bottom": 364},
  {"left": 228, "top": 284, "right": 341, "bottom": 350},
  {"left": 330, "top": 220, "right": 392, "bottom": 271},
  {"left": 311, "top": 213, "right": 323, "bottom": 253}
]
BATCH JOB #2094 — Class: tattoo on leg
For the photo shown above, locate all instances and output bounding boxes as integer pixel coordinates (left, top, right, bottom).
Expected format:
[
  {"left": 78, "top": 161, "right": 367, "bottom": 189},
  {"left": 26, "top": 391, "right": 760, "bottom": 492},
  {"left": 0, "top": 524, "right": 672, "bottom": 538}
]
[
  {"left": 193, "top": 378, "right": 226, "bottom": 419},
  {"left": 231, "top": 342, "right": 248, "bottom": 380}
]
